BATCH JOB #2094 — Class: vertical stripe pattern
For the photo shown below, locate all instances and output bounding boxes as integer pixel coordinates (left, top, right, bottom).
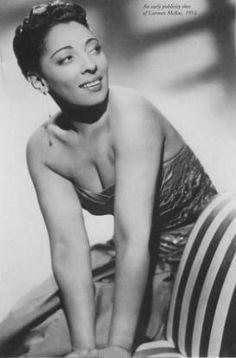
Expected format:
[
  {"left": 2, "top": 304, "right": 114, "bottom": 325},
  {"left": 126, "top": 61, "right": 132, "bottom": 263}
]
[
  {"left": 134, "top": 340, "right": 183, "bottom": 357},
  {"left": 167, "top": 192, "right": 236, "bottom": 356},
  {"left": 135, "top": 192, "right": 236, "bottom": 357}
]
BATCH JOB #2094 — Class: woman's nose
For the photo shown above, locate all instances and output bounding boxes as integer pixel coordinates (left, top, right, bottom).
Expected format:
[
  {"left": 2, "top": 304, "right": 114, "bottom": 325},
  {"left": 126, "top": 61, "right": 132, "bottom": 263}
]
[{"left": 80, "top": 54, "right": 97, "bottom": 74}]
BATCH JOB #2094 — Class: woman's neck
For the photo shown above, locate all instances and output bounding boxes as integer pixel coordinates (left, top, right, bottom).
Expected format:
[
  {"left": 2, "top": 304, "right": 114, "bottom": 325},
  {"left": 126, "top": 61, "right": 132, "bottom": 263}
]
[{"left": 55, "top": 93, "right": 110, "bottom": 137}]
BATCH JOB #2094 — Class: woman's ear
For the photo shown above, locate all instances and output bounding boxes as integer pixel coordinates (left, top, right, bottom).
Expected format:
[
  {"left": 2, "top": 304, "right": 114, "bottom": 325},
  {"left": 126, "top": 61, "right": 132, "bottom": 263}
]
[{"left": 27, "top": 72, "right": 49, "bottom": 95}]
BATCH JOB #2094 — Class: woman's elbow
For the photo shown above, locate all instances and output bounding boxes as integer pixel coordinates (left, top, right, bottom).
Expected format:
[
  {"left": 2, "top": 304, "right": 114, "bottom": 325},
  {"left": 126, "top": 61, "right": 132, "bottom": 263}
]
[
  {"left": 50, "top": 235, "right": 88, "bottom": 265},
  {"left": 51, "top": 238, "right": 69, "bottom": 261}
]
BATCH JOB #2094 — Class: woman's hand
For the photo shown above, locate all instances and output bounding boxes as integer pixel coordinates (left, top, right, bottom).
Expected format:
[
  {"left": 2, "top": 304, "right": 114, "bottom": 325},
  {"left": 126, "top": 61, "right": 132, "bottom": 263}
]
[
  {"left": 64, "top": 348, "right": 99, "bottom": 357},
  {"left": 65, "top": 346, "right": 131, "bottom": 358},
  {"left": 96, "top": 346, "right": 131, "bottom": 358}
]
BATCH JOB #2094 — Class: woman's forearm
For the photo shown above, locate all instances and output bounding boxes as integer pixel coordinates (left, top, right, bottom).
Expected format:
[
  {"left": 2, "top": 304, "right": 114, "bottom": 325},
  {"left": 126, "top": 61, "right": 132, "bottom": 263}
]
[
  {"left": 108, "top": 240, "right": 150, "bottom": 351},
  {"left": 52, "top": 243, "right": 96, "bottom": 351}
]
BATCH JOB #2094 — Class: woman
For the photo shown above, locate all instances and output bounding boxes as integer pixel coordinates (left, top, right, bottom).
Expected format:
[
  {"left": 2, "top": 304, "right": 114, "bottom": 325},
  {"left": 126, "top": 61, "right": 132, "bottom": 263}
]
[{"left": 0, "top": 1, "right": 216, "bottom": 357}]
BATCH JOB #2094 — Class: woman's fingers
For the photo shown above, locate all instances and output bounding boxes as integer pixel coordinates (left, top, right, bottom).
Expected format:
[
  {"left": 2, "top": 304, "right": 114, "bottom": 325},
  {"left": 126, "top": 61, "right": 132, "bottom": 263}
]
[
  {"left": 96, "top": 347, "right": 131, "bottom": 358},
  {"left": 64, "top": 348, "right": 100, "bottom": 358}
]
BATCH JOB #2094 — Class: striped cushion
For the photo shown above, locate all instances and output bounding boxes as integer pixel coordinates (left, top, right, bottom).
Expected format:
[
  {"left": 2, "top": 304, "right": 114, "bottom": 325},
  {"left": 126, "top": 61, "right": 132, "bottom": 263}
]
[
  {"left": 134, "top": 340, "right": 183, "bottom": 357},
  {"left": 167, "top": 192, "right": 236, "bottom": 357},
  {"left": 136, "top": 192, "right": 236, "bottom": 357}
]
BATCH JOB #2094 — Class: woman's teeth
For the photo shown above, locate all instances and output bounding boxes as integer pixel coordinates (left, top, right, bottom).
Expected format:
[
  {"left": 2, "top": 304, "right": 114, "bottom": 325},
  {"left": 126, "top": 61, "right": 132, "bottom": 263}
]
[{"left": 81, "top": 79, "right": 100, "bottom": 88}]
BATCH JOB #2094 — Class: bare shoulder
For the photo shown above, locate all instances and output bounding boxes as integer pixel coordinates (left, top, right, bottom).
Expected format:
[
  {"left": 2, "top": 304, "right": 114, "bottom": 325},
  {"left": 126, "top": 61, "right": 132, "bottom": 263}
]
[
  {"left": 110, "top": 85, "right": 156, "bottom": 110},
  {"left": 27, "top": 126, "right": 48, "bottom": 166},
  {"left": 26, "top": 111, "right": 61, "bottom": 165},
  {"left": 109, "top": 85, "right": 166, "bottom": 138}
]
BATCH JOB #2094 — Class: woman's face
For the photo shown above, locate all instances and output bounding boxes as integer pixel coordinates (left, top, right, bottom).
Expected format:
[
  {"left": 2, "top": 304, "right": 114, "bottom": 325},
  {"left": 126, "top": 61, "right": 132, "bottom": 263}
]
[{"left": 39, "top": 21, "right": 109, "bottom": 107}]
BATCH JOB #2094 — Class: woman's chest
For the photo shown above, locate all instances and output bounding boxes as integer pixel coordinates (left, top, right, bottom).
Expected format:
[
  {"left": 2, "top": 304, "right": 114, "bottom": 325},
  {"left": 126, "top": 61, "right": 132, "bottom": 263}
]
[{"left": 46, "top": 129, "right": 116, "bottom": 193}]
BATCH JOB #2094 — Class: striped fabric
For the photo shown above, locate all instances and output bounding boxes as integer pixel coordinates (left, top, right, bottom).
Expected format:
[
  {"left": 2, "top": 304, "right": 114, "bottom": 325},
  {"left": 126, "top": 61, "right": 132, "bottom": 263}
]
[
  {"left": 135, "top": 192, "right": 236, "bottom": 357},
  {"left": 134, "top": 340, "right": 183, "bottom": 357}
]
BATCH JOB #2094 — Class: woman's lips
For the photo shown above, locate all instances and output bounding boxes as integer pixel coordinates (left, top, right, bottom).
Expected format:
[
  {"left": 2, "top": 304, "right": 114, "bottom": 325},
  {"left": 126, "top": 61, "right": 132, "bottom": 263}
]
[{"left": 79, "top": 77, "right": 102, "bottom": 90}]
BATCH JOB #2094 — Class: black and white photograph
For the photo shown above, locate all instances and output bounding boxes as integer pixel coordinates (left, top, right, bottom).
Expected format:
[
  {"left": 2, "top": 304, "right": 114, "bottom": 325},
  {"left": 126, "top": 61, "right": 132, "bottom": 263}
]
[{"left": 0, "top": 0, "right": 236, "bottom": 356}]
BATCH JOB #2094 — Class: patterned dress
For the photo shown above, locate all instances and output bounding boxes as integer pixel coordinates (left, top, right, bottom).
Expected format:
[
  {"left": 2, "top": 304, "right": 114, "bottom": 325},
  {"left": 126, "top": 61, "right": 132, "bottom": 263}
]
[{"left": 0, "top": 145, "right": 217, "bottom": 357}]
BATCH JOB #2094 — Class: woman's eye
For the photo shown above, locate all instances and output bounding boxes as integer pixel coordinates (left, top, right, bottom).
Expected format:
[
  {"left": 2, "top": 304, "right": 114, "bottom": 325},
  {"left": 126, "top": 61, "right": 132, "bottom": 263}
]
[
  {"left": 89, "top": 45, "right": 101, "bottom": 55},
  {"left": 58, "top": 55, "right": 73, "bottom": 65}
]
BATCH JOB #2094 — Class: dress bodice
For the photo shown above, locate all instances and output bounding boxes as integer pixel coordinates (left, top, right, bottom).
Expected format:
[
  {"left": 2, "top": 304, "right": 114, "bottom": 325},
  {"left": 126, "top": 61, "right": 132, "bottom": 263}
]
[{"left": 74, "top": 145, "right": 217, "bottom": 262}]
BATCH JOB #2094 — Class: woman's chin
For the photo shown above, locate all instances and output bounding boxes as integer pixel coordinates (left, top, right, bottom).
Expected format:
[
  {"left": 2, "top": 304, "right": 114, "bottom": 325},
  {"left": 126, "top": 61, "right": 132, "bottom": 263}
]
[
  {"left": 78, "top": 89, "right": 109, "bottom": 107},
  {"left": 52, "top": 89, "right": 109, "bottom": 110}
]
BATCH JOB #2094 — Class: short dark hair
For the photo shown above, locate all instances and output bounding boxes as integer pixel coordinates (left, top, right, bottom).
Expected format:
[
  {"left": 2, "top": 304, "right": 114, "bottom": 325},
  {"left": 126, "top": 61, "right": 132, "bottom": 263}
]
[{"left": 13, "top": 1, "right": 89, "bottom": 78}]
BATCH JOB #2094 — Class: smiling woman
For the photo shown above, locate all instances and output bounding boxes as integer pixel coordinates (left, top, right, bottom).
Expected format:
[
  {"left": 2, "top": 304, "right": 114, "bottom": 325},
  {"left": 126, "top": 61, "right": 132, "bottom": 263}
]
[
  {"left": 0, "top": 1, "right": 217, "bottom": 358},
  {"left": 36, "top": 22, "right": 108, "bottom": 107}
]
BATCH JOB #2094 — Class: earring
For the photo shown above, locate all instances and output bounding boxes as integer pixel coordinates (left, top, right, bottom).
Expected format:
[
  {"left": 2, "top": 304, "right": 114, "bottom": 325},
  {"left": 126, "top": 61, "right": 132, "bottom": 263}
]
[{"left": 42, "top": 86, "right": 49, "bottom": 96}]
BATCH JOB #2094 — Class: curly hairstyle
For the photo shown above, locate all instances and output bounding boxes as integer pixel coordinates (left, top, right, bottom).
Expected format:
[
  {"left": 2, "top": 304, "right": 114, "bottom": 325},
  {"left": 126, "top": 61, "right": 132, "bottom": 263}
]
[{"left": 13, "top": 0, "right": 89, "bottom": 78}]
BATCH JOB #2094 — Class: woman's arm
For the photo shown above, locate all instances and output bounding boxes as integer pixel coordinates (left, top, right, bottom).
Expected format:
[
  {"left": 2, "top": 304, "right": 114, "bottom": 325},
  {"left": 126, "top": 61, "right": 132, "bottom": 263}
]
[
  {"left": 108, "top": 96, "right": 164, "bottom": 352},
  {"left": 26, "top": 133, "right": 96, "bottom": 354}
]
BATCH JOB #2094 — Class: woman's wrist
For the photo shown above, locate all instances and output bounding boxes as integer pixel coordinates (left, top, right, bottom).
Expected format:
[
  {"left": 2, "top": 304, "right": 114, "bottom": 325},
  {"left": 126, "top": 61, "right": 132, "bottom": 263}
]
[
  {"left": 71, "top": 337, "right": 95, "bottom": 351},
  {"left": 103, "top": 344, "right": 131, "bottom": 358},
  {"left": 66, "top": 347, "right": 98, "bottom": 358},
  {"left": 108, "top": 328, "right": 133, "bottom": 353},
  {"left": 108, "top": 344, "right": 131, "bottom": 354}
]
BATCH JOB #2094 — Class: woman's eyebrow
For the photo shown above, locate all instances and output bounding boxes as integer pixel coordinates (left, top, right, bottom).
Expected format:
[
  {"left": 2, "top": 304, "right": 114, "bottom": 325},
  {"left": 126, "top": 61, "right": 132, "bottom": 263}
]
[
  {"left": 50, "top": 38, "right": 98, "bottom": 59},
  {"left": 84, "top": 38, "right": 99, "bottom": 47},
  {"left": 50, "top": 46, "right": 73, "bottom": 59}
]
